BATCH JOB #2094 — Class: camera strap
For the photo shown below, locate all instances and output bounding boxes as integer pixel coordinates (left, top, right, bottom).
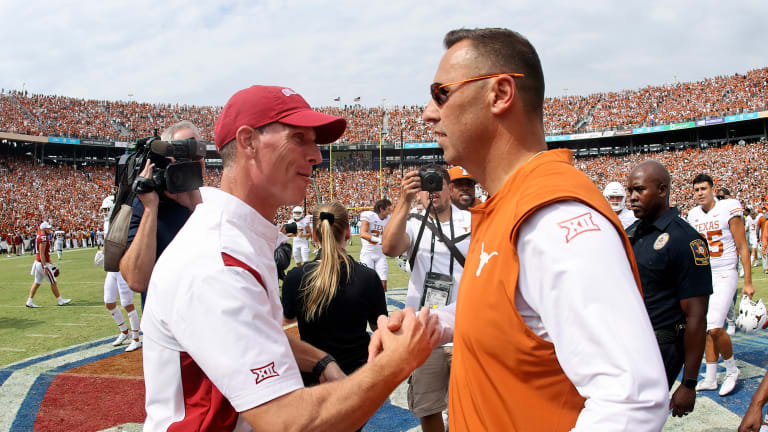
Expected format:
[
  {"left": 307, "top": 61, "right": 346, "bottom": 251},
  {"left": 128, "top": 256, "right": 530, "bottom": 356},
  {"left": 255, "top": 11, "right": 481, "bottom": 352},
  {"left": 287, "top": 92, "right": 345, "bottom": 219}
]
[{"left": 407, "top": 202, "right": 468, "bottom": 272}]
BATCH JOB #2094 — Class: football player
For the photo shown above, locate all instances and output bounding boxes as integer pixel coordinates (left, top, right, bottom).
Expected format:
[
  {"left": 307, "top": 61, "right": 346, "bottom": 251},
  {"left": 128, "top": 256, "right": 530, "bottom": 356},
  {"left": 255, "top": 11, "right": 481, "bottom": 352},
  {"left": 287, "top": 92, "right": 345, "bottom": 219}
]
[
  {"left": 603, "top": 181, "right": 637, "bottom": 229},
  {"left": 359, "top": 199, "right": 392, "bottom": 291},
  {"left": 26, "top": 222, "right": 71, "bottom": 308},
  {"left": 745, "top": 208, "right": 759, "bottom": 267},
  {"left": 687, "top": 174, "right": 754, "bottom": 396},
  {"left": 100, "top": 196, "right": 141, "bottom": 352},
  {"left": 288, "top": 206, "right": 312, "bottom": 266},
  {"left": 53, "top": 227, "right": 65, "bottom": 260}
]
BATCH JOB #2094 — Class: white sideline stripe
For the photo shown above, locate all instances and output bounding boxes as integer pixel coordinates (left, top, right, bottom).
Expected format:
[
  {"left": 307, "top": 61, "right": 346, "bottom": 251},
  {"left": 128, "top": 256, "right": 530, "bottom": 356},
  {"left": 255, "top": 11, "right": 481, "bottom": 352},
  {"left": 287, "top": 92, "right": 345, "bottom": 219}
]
[
  {"left": 0, "top": 340, "right": 116, "bottom": 432},
  {"left": 24, "top": 334, "right": 58, "bottom": 338},
  {"left": 0, "top": 348, "right": 25, "bottom": 352},
  {"left": 55, "top": 323, "right": 87, "bottom": 326}
]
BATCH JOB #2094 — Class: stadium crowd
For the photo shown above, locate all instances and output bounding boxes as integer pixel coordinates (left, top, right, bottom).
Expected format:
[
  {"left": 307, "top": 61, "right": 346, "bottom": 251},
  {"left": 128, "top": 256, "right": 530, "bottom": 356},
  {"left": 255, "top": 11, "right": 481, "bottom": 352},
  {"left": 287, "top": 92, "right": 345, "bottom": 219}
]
[
  {"left": 2, "top": 67, "right": 766, "bottom": 143},
  {"left": 3, "top": 139, "right": 768, "bottom": 244}
]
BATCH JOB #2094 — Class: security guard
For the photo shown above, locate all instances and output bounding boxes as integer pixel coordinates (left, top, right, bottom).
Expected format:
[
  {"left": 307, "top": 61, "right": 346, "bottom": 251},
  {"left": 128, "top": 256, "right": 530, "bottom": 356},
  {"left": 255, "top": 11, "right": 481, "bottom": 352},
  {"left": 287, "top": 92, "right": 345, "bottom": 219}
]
[{"left": 626, "top": 160, "right": 712, "bottom": 418}]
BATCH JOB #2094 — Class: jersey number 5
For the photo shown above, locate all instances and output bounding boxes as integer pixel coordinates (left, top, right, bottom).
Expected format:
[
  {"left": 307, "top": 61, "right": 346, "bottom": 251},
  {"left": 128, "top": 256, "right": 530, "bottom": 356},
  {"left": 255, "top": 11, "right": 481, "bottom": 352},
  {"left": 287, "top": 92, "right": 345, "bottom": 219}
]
[{"left": 706, "top": 230, "right": 723, "bottom": 258}]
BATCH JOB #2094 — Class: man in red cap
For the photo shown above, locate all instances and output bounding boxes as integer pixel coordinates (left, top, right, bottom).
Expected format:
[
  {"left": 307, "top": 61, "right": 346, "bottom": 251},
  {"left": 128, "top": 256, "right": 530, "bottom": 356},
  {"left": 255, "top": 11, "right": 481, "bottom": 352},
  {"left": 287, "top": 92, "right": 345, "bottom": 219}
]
[
  {"left": 448, "top": 166, "right": 477, "bottom": 210},
  {"left": 142, "top": 85, "right": 439, "bottom": 431}
]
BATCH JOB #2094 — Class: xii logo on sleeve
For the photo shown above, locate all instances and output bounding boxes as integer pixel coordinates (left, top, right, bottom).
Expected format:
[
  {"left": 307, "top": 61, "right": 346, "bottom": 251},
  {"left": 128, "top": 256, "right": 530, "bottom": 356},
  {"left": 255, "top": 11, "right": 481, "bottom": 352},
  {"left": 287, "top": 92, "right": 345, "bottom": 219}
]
[
  {"left": 557, "top": 212, "right": 601, "bottom": 243},
  {"left": 251, "top": 361, "right": 280, "bottom": 384}
]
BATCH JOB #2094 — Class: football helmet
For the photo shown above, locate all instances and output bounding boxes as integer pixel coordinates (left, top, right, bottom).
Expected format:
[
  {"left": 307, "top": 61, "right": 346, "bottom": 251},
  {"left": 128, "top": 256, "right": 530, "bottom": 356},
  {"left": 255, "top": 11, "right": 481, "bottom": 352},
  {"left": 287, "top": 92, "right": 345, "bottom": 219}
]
[
  {"left": 292, "top": 206, "right": 304, "bottom": 221},
  {"left": 736, "top": 295, "right": 768, "bottom": 333},
  {"left": 100, "top": 196, "right": 114, "bottom": 212},
  {"left": 602, "top": 182, "right": 626, "bottom": 212},
  {"left": 49, "top": 263, "right": 60, "bottom": 277}
]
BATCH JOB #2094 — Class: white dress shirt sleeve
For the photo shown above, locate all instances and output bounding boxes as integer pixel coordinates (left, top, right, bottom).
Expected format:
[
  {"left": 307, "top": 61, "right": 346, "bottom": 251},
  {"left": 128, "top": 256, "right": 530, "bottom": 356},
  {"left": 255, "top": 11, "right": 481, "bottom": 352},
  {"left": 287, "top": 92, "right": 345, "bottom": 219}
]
[{"left": 516, "top": 201, "right": 668, "bottom": 431}]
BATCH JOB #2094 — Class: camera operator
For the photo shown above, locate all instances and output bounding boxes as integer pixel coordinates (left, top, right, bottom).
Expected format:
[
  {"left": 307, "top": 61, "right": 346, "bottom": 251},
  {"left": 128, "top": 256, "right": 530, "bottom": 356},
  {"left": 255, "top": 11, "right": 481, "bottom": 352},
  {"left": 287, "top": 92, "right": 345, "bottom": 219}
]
[
  {"left": 119, "top": 120, "right": 204, "bottom": 308},
  {"left": 382, "top": 164, "right": 471, "bottom": 432}
]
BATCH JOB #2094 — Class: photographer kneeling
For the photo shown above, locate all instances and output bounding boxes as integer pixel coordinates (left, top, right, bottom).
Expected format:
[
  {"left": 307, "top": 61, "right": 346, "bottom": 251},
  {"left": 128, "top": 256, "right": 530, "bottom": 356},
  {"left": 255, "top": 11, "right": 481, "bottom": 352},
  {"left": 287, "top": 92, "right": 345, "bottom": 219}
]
[{"left": 120, "top": 120, "right": 205, "bottom": 308}]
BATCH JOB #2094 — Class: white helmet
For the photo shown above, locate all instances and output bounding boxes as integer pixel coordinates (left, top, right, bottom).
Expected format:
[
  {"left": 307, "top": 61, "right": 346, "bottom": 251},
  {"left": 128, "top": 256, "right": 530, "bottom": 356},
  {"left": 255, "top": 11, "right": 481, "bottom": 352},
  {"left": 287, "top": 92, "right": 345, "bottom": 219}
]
[
  {"left": 736, "top": 295, "right": 768, "bottom": 333},
  {"left": 292, "top": 206, "right": 304, "bottom": 220},
  {"left": 100, "top": 196, "right": 115, "bottom": 211},
  {"left": 603, "top": 181, "right": 626, "bottom": 212}
]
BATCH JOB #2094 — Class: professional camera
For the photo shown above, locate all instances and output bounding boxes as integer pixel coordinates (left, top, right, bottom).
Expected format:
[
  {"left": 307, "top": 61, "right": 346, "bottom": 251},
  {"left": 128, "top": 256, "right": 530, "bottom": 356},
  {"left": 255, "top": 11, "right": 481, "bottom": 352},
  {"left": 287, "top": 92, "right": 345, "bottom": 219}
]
[
  {"left": 117, "top": 135, "right": 206, "bottom": 196},
  {"left": 419, "top": 167, "right": 443, "bottom": 192}
]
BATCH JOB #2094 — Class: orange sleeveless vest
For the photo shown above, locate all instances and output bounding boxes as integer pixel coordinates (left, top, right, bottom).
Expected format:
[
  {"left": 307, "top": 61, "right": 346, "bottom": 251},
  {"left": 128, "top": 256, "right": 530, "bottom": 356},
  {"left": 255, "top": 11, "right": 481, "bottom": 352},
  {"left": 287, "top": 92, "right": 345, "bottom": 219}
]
[{"left": 449, "top": 149, "right": 642, "bottom": 431}]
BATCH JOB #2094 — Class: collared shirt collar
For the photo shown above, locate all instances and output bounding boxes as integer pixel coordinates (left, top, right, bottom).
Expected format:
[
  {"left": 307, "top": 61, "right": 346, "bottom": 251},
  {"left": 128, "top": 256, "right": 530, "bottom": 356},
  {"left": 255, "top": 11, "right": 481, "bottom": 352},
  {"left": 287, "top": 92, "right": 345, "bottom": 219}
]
[{"left": 649, "top": 207, "right": 679, "bottom": 232}]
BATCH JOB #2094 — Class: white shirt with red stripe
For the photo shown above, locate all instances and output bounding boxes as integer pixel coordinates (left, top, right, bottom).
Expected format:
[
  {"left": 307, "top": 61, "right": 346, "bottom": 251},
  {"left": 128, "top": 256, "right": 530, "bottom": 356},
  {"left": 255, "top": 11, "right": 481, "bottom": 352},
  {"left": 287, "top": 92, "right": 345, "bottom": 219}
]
[
  {"left": 35, "top": 232, "right": 50, "bottom": 263},
  {"left": 687, "top": 198, "right": 743, "bottom": 272},
  {"left": 142, "top": 187, "right": 303, "bottom": 432}
]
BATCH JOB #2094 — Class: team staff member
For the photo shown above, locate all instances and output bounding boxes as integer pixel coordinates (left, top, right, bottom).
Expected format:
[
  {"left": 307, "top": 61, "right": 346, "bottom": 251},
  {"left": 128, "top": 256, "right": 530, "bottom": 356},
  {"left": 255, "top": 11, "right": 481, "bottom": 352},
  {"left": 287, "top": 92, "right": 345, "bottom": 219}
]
[
  {"left": 142, "top": 85, "right": 439, "bottom": 431},
  {"left": 626, "top": 160, "right": 711, "bottom": 417},
  {"left": 382, "top": 164, "right": 471, "bottom": 432},
  {"left": 418, "top": 27, "right": 667, "bottom": 430},
  {"left": 447, "top": 166, "right": 477, "bottom": 210},
  {"left": 120, "top": 120, "right": 204, "bottom": 308}
]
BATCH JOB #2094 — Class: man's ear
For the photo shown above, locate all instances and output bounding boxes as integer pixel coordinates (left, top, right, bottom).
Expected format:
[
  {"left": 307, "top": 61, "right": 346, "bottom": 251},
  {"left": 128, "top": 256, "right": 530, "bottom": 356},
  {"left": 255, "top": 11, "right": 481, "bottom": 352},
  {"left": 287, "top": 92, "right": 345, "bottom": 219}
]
[
  {"left": 235, "top": 126, "right": 257, "bottom": 154},
  {"left": 489, "top": 75, "right": 516, "bottom": 115}
]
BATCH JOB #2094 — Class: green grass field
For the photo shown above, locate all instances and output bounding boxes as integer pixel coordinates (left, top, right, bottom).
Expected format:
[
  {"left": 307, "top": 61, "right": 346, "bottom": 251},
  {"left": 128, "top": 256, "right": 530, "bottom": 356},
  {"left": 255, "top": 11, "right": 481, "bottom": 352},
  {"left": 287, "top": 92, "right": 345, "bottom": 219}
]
[
  {"left": 1, "top": 237, "right": 767, "bottom": 368},
  {"left": 0, "top": 237, "right": 412, "bottom": 367}
]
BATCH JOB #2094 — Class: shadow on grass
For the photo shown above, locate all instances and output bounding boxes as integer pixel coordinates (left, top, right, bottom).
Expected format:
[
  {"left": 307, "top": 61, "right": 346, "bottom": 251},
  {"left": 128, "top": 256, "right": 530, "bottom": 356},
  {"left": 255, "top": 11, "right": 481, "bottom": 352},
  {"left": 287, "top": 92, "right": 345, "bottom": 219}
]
[{"left": 0, "top": 317, "right": 43, "bottom": 330}]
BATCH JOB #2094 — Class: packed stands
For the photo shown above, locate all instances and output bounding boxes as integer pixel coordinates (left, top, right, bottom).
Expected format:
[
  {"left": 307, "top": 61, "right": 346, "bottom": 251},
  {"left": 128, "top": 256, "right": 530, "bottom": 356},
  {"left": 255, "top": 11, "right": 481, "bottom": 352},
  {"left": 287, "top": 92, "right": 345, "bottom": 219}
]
[
  {"left": 2, "top": 139, "right": 768, "bottom": 245},
  {"left": 2, "top": 67, "right": 766, "bottom": 142}
]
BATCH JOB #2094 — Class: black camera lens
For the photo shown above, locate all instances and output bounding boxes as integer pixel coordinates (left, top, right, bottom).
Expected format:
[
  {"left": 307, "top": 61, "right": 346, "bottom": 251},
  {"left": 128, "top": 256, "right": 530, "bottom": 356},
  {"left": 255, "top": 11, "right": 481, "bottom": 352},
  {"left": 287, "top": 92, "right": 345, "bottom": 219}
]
[{"left": 419, "top": 168, "right": 443, "bottom": 192}]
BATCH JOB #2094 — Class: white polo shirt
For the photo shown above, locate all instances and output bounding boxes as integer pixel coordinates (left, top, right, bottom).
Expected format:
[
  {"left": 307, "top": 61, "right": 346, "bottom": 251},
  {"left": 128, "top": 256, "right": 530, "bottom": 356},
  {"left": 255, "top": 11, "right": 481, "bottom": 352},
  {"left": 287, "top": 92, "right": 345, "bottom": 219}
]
[
  {"left": 404, "top": 204, "right": 471, "bottom": 311},
  {"left": 142, "top": 188, "right": 303, "bottom": 431}
]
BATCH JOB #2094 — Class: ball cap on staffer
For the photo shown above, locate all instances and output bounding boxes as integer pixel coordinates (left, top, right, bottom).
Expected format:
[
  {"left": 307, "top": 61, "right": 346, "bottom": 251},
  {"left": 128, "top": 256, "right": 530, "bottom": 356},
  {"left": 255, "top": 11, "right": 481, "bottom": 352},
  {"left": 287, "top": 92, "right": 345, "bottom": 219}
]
[
  {"left": 39, "top": 221, "right": 52, "bottom": 230},
  {"left": 214, "top": 85, "right": 347, "bottom": 151},
  {"left": 448, "top": 166, "right": 477, "bottom": 184}
]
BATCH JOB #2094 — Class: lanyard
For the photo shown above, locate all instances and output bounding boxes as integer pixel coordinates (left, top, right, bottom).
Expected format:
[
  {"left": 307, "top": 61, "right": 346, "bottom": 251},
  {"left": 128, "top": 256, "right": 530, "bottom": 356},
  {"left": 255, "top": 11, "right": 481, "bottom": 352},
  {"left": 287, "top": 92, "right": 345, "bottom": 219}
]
[{"left": 428, "top": 208, "right": 456, "bottom": 276}]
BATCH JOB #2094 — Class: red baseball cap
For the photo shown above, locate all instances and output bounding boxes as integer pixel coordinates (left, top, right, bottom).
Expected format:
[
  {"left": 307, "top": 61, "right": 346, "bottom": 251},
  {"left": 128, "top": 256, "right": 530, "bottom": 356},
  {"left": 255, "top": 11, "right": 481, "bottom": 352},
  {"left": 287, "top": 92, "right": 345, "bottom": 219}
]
[{"left": 214, "top": 85, "right": 347, "bottom": 151}]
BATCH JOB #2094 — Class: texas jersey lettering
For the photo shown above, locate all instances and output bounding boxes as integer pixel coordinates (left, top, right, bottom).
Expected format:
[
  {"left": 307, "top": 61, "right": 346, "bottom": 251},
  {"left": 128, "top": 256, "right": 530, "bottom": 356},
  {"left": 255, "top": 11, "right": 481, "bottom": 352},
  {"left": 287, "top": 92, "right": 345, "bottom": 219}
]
[{"left": 687, "top": 198, "right": 743, "bottom": 272}]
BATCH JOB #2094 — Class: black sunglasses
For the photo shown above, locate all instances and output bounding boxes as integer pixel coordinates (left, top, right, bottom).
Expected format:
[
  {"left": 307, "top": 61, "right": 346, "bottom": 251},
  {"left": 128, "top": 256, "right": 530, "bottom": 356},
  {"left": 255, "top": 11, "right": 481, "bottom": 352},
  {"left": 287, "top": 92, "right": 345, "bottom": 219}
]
[
  {"left": 430, "top": 73, "right": 524, "bottom": 106},
  {"left": 716, "top": 195, "right": 725, "bottom": 200}
]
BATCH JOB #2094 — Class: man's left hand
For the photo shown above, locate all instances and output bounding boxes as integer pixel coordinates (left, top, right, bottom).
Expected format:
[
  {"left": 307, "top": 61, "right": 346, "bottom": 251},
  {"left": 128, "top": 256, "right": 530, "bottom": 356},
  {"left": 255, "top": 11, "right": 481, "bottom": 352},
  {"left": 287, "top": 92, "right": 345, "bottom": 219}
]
[{"left": 669, "top": 385, "right": 695, "bottom": 417}]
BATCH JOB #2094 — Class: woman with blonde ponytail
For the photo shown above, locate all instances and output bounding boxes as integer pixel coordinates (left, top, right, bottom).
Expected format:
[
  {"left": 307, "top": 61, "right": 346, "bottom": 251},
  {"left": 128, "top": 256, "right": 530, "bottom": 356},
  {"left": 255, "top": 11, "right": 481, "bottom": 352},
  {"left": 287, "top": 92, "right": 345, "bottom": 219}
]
[{"left": 282, "top": 202, "right": 388, "bottom": 390}]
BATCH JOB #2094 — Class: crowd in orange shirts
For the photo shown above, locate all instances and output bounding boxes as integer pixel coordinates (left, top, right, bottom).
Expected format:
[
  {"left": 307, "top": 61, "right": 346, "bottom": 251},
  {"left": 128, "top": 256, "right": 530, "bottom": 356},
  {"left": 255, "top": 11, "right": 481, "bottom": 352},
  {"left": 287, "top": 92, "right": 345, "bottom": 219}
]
[
  {"left": 2, "top": 138, "right": 768, "bottom": 253},
  {"left": 2, "top": 67, "right": 766, "bottom": 143}
]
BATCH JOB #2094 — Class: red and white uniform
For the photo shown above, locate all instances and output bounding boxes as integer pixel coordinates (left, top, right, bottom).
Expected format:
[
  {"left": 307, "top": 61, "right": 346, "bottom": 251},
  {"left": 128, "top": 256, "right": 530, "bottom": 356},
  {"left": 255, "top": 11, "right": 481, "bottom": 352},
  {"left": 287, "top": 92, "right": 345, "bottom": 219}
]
[
  {"left": 359, "top": 210, "right": 390, "bottom": 281},
  {"left": 687, "top": 198, "right": 743, "bottom": 330},
  {"left": 142, "top": 188, "right": 303, "bottom": 431},
  {"left": 30, "top": 232, "right": 55, "bottom": 284}
]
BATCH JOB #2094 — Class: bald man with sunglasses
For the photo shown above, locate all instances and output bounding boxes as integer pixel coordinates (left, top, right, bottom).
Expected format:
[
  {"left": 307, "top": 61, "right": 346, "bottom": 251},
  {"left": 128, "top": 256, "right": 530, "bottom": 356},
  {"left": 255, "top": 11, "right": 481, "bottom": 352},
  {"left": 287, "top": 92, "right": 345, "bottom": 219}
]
[{"left": 417, "top": 28, "right": 667, "bottom": 431}]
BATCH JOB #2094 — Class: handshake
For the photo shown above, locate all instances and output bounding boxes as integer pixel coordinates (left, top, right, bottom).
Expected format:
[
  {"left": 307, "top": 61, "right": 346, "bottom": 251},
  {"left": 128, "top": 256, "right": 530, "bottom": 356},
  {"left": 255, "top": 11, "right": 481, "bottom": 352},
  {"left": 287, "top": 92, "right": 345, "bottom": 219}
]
[{"left": 366, "top": 307, "right": 445, "bottom": 372}]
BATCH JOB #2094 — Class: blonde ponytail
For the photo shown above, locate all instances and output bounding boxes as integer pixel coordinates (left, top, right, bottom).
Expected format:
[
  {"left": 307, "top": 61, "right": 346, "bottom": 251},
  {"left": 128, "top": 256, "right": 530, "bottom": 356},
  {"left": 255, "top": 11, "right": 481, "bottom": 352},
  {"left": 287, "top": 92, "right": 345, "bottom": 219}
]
[{"left": 301, "top": 202, "right": 351, "bottom": 321}]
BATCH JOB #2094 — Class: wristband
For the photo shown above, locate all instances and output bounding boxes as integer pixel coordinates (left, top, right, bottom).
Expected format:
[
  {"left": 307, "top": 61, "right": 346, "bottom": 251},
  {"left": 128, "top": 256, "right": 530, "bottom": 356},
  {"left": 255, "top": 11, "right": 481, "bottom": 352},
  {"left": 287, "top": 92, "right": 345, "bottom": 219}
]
[
  {"left": 681, "top": 378, "right": 697, "bottom": 389},
  {"left": 312, "top": 354, "right": 336, "bottom": 380},
  {"left": 372, "top": 236, "right": 382, "bottom": 244}
]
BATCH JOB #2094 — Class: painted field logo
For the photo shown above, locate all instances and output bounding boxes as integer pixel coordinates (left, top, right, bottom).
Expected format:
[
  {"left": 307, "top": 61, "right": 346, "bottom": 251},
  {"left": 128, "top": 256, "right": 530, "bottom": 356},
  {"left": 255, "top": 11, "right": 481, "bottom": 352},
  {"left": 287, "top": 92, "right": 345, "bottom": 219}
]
[
  {"left": 251, "top": 362, "right": 279, "bottom": 384},
  {"left": 557, "top": 212, "right": 601, "bottom": 243}
]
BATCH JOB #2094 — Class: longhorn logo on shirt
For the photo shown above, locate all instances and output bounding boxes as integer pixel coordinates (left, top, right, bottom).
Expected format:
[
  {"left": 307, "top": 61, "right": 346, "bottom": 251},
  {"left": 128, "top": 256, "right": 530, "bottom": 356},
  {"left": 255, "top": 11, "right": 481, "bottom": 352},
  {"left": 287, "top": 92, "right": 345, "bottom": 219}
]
[
  {"left": 476, "top": 242, "right": 499, "bottom": 277},
  {"left": 557, "top": 212, "right": 601, "bottom": 243},
  {"left": 251, "top": 362, "right": 279, "bottom": 384}
]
